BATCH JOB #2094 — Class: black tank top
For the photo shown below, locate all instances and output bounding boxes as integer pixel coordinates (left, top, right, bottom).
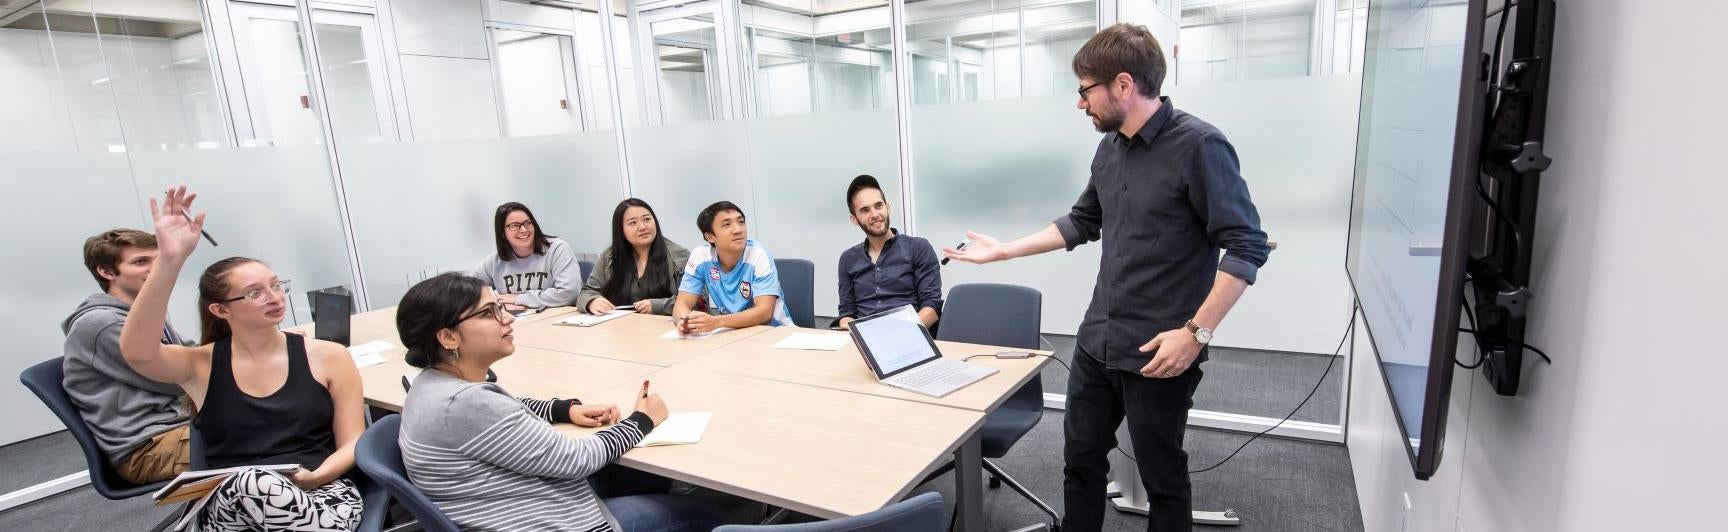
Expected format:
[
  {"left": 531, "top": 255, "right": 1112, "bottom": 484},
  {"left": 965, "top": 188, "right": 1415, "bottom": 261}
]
[{"left": 194, "top": 333, "right": 336, "bottom": 470}]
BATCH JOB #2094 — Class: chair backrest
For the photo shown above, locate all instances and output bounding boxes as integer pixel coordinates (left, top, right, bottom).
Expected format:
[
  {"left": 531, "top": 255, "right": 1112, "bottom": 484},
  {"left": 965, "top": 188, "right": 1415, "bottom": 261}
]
[
  {"left": 354, "top": 415, "right": 462, "bottom": 532},
  {"left": 578, "top": 260, "right": 595, "bottom": 282},
  {"left": 714, "top": 492, "right": 946, "bottom": 532},
  {"left": 773, "top": 258, "right": 815, "bottom": 328},
  {"left": 938, "top": 283, "right": 1044, "bottom": 404},
  {"left": 18, "top": 357, "right": 164, "bottom": 499}
]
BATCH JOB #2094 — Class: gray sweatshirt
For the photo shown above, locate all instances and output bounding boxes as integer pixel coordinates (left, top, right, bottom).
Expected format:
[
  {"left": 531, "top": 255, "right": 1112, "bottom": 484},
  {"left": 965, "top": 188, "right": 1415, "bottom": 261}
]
[
  {"left": 400, "top": 369, "right": 655, "bottom": 532},
  {"left": 61, "top": 294, "right": 193, "bottom": 462},
  {"left": 473, "top": 237, "right": 582, "bottom": 308}
]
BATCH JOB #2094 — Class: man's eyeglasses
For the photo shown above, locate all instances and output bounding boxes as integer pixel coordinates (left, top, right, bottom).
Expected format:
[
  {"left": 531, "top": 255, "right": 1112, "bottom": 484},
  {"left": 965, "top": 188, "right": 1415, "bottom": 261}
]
[
  {"left": 505, "top": 220, "right": 536, "bottom": 233},
  {"left": 453, "top": 301, "right": 510, "bottom": 327},
  {"left": 1077, "top": 80, "right": 1105, "bottom": 98},
  {"left": 220, "top": 279, "right": 291, "bottom": 304}
]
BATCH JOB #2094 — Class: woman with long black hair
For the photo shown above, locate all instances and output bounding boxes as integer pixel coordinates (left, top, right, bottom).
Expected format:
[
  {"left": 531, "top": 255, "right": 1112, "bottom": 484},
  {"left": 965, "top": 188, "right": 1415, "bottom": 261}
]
[{"left": 577, "top": 198, "right": 690, "bottom": 315}]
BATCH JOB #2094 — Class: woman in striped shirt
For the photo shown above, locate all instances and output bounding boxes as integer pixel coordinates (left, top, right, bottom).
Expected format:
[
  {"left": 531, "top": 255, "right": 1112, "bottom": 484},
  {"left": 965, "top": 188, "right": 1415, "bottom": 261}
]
[{"left": 395, "top": 273, "right": 720, "bottom": 532}]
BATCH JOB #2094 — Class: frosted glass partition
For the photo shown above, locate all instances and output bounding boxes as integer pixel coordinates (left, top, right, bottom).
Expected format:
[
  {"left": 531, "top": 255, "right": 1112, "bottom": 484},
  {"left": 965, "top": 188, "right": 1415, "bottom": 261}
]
[
  {"left": 911, "top": 95, "right": 1103, "bottom": 335},
  {"left": 0, "top": 153, "right": 146, "bottom": 451},
  {"left": 624, "top": 119, "right": 755, "bottom": 247},
  {"left": 1166, "top": 74, "right": 1361, "bottom": 354},
  {"left": 126, "top": 148, "right": 359, "bottom": 329},
  {"left": 915, "top": 75, "right": 1360, "bottom": 356},
  {"left": 741, "top": 108, "right": 901, "bottom": 316},
  {"left": 340, "top": 132, "right": 626, "bottom": 308}
]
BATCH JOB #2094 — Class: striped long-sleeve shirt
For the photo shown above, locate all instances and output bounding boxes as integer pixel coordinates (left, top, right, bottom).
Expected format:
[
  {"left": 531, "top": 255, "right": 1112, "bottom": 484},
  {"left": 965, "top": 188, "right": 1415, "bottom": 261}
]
[{"left": 399, "top": 369, "right": 655, "bottom": 532}]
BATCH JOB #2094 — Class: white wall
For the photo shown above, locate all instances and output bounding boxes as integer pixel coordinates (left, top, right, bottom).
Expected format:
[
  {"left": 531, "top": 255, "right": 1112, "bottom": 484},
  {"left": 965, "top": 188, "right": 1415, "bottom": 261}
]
[{"left": 1347, "top": 3, "right": 1728, "bottom": 531}]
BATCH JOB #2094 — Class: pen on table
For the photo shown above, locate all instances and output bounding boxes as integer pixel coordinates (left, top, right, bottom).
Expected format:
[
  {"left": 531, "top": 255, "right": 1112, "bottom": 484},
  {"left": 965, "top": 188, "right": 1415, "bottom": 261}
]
[{"left": 181, "top": 207, "right": 219, "bottom": 246}]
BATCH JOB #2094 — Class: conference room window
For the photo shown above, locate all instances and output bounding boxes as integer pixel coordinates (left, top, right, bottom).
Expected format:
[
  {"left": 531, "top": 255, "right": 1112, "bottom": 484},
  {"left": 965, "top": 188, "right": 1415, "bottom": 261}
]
[
  {"left": 1176, "top": 0, "right": 1323, "bottom": 84},
  {"left": 491, "top": 28, "right": 586, "bottom": 137}
]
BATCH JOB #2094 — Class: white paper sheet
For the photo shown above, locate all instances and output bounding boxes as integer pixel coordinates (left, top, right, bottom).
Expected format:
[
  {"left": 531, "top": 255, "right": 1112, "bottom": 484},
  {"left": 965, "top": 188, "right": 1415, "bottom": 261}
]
[{"left": 636, "top": 412, "right": 712, "bottom": 447}]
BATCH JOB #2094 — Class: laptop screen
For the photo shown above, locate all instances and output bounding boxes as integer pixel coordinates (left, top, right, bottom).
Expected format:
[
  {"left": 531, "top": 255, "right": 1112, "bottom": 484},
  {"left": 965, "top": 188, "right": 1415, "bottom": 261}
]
[{"left": 851, "top": 306, "right": 939, "bottom": 377}]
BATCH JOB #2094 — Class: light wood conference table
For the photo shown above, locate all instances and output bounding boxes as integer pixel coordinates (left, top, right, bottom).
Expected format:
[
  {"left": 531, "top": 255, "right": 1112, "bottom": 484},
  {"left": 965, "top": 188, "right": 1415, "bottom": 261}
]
[
  {"left": 283, "top": 306, "right": 653, "bottom": 411},
  {"left": 314, "top": 307, "right": 1027, "bottom": 531},
  {"left": 680, "top": 325, "right": 1053, "bottom": 413},
  {"left": 510, "top": 313, "right": 773, "bottom": 366},
  {"left": 559, "top": 364, "right": 984, "bottom": 520}
]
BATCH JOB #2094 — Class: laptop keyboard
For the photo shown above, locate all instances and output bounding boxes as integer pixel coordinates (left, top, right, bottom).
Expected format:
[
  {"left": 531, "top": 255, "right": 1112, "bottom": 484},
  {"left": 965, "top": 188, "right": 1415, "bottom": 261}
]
[{"left": 893, "top": 358, "right": 966, "bottom": 388}]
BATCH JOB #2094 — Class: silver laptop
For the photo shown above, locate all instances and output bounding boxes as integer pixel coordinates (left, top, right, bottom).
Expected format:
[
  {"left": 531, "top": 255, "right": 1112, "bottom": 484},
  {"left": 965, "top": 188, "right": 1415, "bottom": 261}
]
[{"left": 848, "top": 305, "right": 997, "bottom": 397}]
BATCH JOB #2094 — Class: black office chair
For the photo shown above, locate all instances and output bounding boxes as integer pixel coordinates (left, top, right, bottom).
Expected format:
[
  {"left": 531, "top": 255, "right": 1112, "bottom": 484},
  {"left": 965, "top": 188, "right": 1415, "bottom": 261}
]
[
  {"left": 19, "top": 357, "right": 171, "bottom": 499},
  {"left": 714, "top": 492, "right": 946, "bottom": 532},
  {"left": 579, "top": 259, "right": 595, "bottom": 283},
  {"left": 932, "top": 283, "right": 1059, "bottom": 528},
  {"left": 773, "top": 258, "right": 815, "bottom": 328},
  {"left": 189, "top": 418, "right": 392, "bottom": 531},
  {"left": 355, "top": 415, "right": 461, "bottom": 532}
]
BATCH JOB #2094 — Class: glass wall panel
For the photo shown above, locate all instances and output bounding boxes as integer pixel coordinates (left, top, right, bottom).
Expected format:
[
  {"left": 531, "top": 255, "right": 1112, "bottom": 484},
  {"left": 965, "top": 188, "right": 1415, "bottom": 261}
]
[
  {"left": 0, "top": 0, "right": 359, "bottom": 451},
  {"left": 1177, "top": 0, "right": 1319, "bottom": 84},
  {"left": 340, "top": 134, "right": 625, "bottom": 307},
  {"left": 494, "top": 28, "right": 582, "bottom": 136},
  {"left": 577, "top": 9, "right": 643, "bottom": 130},
  {"left": 650, "top": 17, "right": 718, "bottom": 124},
  {"left": 333, "top": 1, "right": 626, "bottom": 308}
]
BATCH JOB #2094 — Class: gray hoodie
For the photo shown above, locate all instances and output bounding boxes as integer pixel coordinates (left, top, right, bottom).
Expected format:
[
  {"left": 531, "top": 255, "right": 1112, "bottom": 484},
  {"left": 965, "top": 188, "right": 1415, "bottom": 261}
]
[
  {"left": 61, "top": 294, "right": 193, "bottom": 463},
  {"left": 473, "top": 237, "right": 582, "bottom": 308}
]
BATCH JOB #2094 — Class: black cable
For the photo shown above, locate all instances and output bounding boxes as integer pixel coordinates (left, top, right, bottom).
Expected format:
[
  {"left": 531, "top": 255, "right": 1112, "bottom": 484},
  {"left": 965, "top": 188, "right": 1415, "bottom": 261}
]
[
  {"left": 1456, "top": 328, "right": 1553, "bottom": 364},
  {"left": 1114, "top": 302, "right": 1358, "bottom": 475},
  {"left": 1455, "top": 279, "right": 1487, "bottom": 369},
  {"left": 966, "top": 353, "right": 1071, "bottom": 373}
]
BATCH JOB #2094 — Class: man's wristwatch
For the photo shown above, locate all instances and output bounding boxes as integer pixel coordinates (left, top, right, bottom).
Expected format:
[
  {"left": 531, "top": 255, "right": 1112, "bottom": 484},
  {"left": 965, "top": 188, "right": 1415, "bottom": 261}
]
[{"left": 1184, "top": 320, "right": 1213, "bottom": 346}]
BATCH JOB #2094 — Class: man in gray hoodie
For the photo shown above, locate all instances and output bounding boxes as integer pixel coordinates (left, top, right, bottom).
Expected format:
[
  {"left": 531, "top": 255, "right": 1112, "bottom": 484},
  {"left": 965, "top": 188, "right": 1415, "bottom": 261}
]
[{"left": 62, "top": 228, "right": 194, "bottom": 484}]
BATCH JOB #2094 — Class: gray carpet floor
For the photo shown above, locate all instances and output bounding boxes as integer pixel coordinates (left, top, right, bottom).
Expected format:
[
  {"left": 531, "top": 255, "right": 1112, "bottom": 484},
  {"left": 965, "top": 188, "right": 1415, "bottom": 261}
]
[
  {"left": 1038, "top": 336, "right": 1343, "bottom": 425},
  {"left": 0, "top": 431, "right": 86, "bottom": 494}
]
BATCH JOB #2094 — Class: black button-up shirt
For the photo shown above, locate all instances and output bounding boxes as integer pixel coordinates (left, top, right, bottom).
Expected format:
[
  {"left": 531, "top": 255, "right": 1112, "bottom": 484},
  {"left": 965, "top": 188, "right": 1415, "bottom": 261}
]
[
  {"left": 1054, "top": 97, "right": 1271, "bottom": 373},
  {"left": 837, "top": 230, "right": 944, "bottom": 320}
]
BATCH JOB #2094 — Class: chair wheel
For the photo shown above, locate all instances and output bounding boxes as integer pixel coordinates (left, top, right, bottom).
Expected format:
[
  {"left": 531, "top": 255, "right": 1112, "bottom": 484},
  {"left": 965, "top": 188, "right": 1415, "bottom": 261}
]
[{"left": 989, "top": 477, "right": 1002, "bottom": 489}]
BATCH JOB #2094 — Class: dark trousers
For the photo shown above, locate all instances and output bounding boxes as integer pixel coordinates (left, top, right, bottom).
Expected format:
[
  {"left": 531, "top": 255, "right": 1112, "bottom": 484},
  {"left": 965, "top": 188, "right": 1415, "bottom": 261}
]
[
  {"left": 590, "top": 463, "right": 674, "bottom": 498},
  {"left": 1062, "top": 346, "right": 1204, "bottom": 532}
]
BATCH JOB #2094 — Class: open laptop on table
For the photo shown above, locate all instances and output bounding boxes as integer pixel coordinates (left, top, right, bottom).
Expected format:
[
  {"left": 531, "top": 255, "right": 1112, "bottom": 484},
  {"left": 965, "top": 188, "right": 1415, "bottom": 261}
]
[{"left": 848, "top": 305, "right": 997, "bottom": 397}]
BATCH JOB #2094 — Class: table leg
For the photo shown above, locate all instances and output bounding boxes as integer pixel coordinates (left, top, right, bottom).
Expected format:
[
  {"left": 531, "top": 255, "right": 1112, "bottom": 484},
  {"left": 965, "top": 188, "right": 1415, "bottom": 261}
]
[{"left": 954, "top": 431, "right": 985, "bottom": 532}]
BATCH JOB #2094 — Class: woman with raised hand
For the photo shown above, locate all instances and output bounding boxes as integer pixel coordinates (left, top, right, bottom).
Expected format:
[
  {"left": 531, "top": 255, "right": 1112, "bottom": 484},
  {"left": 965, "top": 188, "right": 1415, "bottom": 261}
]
[
  {"left": 395, "top": 272, "right": 719, "bottom": 532},
  {"left": 474, "top": 202, "right": 582, "bottom": 311},
  {"left": 119, "top": 186, "right": 365, "bottom": 531},
  {"left": 578, "top": 198, "right": 690, "bottom": 316}
]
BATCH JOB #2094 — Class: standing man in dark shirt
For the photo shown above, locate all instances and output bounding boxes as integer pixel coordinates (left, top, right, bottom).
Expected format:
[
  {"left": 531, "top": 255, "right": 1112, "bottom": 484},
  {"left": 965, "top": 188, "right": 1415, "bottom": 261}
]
[
  {"left": 836, "top": 174, "right": 943, "bottom": 330},
  {"left": 943, "top": 24, "right": 1270, "bottom": 532}
]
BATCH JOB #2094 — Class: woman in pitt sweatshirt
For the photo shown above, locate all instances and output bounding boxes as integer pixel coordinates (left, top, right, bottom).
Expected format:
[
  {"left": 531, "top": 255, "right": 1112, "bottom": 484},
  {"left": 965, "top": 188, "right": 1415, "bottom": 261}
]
[{"left": 473, "top": 202, "right": 582, "bottom": 311}]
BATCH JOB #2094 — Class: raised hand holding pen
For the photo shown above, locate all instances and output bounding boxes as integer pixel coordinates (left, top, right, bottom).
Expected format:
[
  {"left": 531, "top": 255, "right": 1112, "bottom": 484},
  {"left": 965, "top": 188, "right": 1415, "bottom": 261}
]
[{"left": 149, "top": 185, "right": 207, "bottom": 260}]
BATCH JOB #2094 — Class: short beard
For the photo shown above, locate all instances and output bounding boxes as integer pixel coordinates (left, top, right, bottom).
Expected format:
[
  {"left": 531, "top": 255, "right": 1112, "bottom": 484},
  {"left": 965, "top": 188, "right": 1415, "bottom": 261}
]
[
  {"left": 862, "top": 221, "right": 891, "bottom": 238},
  {"left": 1090, "top": 94, "right": 1124, "bottom": 133}
]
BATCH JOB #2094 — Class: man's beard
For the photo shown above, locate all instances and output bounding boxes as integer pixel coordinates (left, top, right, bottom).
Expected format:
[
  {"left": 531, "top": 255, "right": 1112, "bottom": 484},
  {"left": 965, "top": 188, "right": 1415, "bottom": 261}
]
[
  {"left": 1089, "top": 95, "right": 1124, "bottom": 133},
  {"left": 862, "top": 219, "right": 890, "bottom": 238}
]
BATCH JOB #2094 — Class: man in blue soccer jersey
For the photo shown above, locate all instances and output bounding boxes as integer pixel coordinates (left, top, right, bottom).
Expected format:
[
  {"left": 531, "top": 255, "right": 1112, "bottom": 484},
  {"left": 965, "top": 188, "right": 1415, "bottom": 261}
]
[{"left": 672, "top": 201, "right": 794, "bottom": 334}]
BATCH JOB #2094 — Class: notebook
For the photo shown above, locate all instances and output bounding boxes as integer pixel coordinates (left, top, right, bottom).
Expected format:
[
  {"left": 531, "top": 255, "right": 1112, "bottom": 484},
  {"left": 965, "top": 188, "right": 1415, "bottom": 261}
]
[
  {"left": 636, "top": 412, "right": 712, "bottom": 447},
  {"left": 558, "top": 310, "right": 632, "bottom": 327},
  {"left": 153, "top": 463, "right": 303, "bottom": 506}
]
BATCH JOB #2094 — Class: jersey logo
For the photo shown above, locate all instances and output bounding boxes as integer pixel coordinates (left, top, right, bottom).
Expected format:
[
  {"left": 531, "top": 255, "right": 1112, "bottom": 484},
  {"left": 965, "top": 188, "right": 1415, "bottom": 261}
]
[
  {"left": 740, "top": 281, "right": 752, "bottom": 299},
  {"left": 709, "top": 266, "right": 721, "bottom": 281}
]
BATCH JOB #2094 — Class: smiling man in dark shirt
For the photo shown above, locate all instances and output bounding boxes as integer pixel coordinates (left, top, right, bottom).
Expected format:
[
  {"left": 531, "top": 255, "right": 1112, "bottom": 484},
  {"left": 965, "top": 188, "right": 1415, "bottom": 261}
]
[
  {"left": 836, "top": 174, "right": 943, "bottom": 330},
  {"left": 944, "top": 23, "right": 1271, "bottom": 532}
]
